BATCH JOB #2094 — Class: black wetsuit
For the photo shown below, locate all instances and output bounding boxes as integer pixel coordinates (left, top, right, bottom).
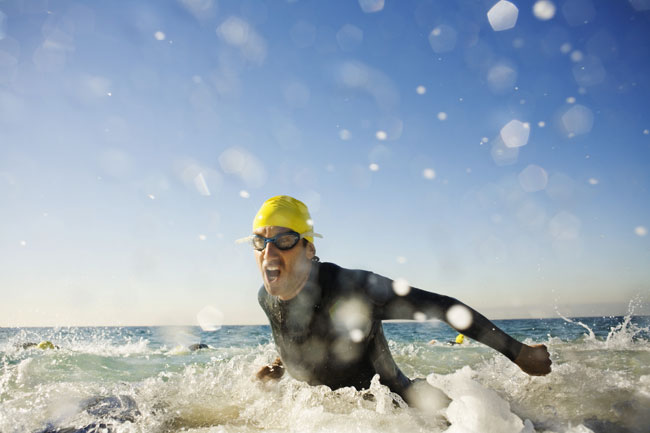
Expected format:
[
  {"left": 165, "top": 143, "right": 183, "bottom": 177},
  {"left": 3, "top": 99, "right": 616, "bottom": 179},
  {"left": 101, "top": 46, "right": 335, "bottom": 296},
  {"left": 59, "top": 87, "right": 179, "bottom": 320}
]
[{"left": 258, "top": 261, "right": 524, "bottom": 402}]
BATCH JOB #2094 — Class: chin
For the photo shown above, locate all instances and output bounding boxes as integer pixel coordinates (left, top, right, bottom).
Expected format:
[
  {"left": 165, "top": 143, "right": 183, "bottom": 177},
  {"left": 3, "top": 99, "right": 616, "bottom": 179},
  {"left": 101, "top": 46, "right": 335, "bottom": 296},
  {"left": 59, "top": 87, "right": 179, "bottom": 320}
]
[{"left": 264, "top": 282, "right": 283, "bottom": 297}]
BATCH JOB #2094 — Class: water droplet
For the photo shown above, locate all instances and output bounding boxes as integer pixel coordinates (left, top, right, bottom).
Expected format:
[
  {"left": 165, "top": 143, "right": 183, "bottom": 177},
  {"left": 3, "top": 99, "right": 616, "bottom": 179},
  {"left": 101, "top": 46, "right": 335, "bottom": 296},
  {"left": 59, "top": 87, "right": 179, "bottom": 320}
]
[
  {"left": 423, "top": 168, "right": 436, "bottom": 180},
  {"left": 369, "top": 163, "right": 379, "bottom": 172},
  {"left": 566, "top": 96, "right": 576, "bottom": 104},
  {"left": 197, "top": 306, "right": 224, "bottom": 331},
  {"left": 560, "top": 43, "right": 572, "bottom": 54},
  {"left": 339, "top": 129, "right": 351, "bottom": 140},
  {"left": 154, "top": 31, "right": 166, "bottom": 41},
  {"left": 549, "top": 211, "right": 581, "bottom": 240},
  {"left": 396, "top": 256, "right": 407, "bottom": 264},
  {"left": 588, "top": 178, "right": 599, "bottom": 185},
  {"left": 561, "top": 104, "right": 594, "bottom": 136},
  {"left": 375, "top": 130, "right": 387, "bottom": 140},
  {"left": 519, "top": 164, "right": 548, "bottom": 192},
  {"left": 218, "top": 147, "right": 266, "bottom": 188},
  {"left": 194, "top": 173, "right": 211, "bottom": 196},
  {"left": 629, "top": 0, "right": 650, "bottom": 11},
  {"left": 487, "top": 1, "right": 519, "bottom": 32},
  {"left": 437, "top": 112, "right": 447, "bottom": 121},
  {"left": 416, "top": 85, "right": 427, "bottom": 95},
  {"left": 239, "top": 190, "right": 250, "bottom": 198},
  {"left": 487, "top": 63, "right": 518, "bottom": 94},
  {"left": 358, "top": 0, "right": 384, "bottom": 13},
  {"left": 198, "top": 234, "right": 207, "bottom": 241},
  {"left": 148, "top": 194, "right": 156, "bottom": 200},
  {"left": 572, "top": 55, "right": 606, "bottom": 87},
  {"left": 446, "top": 305, "right": 473, "bottom": 330},
  {"left": 331, "top": 298, "right": 371, "bottom": 340},
  {"left": 561, "top": 0, "right": 596, "bottom": 27},
  {"left": 392, "top": 278, "right": 411, "bottom": 296},
  {"left": 500, "top": 119, "right": 530, "bottom": 148},
  {"left": 217, "top": 17, "right": 250, "bottom": 46},
  {"left": 538, "top": 121, "right": 546, "bottom": 128},
  {"left": 533, "top": 0, "right": 556, "bottom": 20},
  {"left": 635, "top": 226, "right": 648, "bottom": 237},
  {"left": 349, "top": 329, "right": 364, "bottom": 342},
  {"left": 336, "top": 24, "right": 363, "bottom": 52},
  {"left": 428, "top": 24, "right": 457, "bottom": 53},
  {"left": 570, "top": 50, "right": 583, "bottom": 62},
  {"left": 20, "top": 240, "right": 27, "bottom": 247},
  {"left": 413, "top": 312, "right": 427, "bottom": 321}
]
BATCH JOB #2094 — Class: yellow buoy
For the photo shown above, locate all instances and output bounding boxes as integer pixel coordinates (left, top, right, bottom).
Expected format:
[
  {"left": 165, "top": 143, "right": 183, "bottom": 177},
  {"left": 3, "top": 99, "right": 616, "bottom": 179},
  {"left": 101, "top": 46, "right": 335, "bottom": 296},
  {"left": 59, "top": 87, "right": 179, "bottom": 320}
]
[{"left": 455, "top": 334, "right": 465, "bottom": 344}]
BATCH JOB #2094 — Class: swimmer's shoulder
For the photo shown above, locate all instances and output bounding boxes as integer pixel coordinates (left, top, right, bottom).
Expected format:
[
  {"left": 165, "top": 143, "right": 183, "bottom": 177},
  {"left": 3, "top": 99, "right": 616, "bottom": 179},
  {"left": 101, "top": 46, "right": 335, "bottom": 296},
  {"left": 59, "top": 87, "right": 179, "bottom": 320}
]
[{"left": 258, "top": 285, "right": 273, "bottom": 311}]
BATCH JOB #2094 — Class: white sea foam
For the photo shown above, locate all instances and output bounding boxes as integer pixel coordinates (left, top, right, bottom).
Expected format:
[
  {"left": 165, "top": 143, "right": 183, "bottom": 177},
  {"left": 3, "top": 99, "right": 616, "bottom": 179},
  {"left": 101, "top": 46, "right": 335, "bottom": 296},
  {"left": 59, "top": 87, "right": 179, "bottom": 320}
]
[{"left": 1, "top": 315, "right": 648, "bottom": 433}]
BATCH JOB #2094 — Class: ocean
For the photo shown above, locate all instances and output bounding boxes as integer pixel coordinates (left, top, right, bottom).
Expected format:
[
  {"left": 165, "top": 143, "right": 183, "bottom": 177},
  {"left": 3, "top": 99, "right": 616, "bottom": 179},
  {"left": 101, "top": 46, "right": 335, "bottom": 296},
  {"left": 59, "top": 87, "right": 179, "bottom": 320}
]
[{"left": 1, "top": 315, "right": 649, "bottom": 433}]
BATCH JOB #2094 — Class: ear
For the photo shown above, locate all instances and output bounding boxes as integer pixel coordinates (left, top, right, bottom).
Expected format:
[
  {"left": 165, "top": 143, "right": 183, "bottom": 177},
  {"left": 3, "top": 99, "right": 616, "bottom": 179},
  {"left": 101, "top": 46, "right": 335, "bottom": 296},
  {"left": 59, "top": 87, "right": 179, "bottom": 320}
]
[{"left": 305, "top": 241, "right": 316, "bottom": 260}]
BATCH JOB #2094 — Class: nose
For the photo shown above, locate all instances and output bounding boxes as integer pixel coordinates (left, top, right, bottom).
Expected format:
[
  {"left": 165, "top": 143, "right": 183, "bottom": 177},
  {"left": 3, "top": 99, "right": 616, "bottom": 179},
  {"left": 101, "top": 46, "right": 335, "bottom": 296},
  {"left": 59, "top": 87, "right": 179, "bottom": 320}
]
[{"left": 262, "top": 240, "right": 280, "bottom": 258}]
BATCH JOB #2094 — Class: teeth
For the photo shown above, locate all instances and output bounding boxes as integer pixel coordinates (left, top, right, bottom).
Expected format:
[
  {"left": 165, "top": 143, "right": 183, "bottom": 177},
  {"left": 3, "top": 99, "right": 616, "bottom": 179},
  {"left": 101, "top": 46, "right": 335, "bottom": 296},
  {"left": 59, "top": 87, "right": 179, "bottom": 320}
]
[{"left": 266, "top": 266, "right": 279, "bottom": 271}]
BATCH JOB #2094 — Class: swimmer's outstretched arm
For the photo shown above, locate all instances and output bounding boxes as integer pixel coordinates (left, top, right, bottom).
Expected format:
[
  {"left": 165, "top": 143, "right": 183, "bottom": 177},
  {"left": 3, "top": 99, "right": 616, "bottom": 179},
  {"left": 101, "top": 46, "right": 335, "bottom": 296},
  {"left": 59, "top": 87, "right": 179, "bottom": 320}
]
[{"left": 368, "top": 274, "right": 551, "bottom": 376}]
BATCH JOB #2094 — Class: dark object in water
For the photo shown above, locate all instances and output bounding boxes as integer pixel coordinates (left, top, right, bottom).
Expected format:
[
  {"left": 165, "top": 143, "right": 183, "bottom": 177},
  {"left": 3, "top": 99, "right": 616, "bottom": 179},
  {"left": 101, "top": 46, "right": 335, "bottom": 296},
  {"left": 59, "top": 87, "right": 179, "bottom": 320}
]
[
  {"left": 20, "top": 342, "right": 38, "bottom": 349},
  {"left": 188, "top": 343, "right": 209, "bottom": 351},
  {"left": 35, "top": 395, "right": 140, "bottom": 433},
  {"left": 38, "top": 423, "right": 112, "bottom": 433}
]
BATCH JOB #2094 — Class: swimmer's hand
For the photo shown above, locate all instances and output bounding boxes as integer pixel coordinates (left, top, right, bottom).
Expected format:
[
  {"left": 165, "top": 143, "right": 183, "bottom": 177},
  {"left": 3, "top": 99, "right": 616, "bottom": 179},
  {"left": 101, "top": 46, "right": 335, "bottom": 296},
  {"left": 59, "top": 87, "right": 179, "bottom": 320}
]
[
  {"left": 514, "top": 344, "right": 552, "bottom": 376},
  {"left": 256, "top": 357, "right": 284, "bottom": 382}
]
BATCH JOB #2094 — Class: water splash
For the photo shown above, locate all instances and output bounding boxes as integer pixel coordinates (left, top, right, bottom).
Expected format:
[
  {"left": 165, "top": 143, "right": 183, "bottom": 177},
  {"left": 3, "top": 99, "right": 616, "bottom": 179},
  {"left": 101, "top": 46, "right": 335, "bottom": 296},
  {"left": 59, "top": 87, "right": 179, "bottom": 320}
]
[
  {"left": 555, "top": 309, "right": 596, "bottom": 341},
  {"left": 604, "top": 297, "right": 649, "bottom": 348}
]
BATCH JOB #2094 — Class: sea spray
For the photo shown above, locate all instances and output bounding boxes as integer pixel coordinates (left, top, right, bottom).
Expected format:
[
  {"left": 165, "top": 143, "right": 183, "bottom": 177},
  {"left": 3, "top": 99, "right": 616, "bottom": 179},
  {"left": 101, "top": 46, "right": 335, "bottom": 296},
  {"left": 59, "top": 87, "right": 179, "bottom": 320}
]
[{"left": 1, "top": 316, "right": 649, "bottom": 433}]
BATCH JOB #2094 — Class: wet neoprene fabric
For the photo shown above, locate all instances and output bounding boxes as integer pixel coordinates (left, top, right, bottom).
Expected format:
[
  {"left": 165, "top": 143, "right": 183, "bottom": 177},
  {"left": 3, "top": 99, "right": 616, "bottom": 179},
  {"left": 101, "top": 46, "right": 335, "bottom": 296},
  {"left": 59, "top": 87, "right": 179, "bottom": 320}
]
[{"left": 258, "top": 261, "right": 523, "bottom": 400}]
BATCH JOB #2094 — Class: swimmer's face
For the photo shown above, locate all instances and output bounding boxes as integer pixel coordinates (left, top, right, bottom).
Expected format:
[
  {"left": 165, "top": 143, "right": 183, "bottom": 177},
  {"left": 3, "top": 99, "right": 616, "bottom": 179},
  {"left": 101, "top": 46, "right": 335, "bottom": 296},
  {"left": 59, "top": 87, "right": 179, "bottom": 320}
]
[{"left": 254, "top": 226, "right": 315, "bottom": 301}]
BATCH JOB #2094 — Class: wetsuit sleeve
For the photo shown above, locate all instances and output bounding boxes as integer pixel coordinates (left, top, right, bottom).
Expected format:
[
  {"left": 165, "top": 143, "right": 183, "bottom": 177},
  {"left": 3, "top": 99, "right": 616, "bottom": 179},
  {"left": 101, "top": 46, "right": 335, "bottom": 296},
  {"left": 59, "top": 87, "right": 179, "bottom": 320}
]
[{"left": 365, "top": 273, "right": 524, "bottom": 362}]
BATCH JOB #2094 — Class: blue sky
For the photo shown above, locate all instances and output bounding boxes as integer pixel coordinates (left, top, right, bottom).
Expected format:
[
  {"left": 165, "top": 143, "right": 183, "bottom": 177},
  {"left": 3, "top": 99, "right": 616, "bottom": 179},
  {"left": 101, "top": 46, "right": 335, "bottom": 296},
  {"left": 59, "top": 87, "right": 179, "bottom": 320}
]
[{"left": 1, "top": 0, "right": 649, "bottom": 326}]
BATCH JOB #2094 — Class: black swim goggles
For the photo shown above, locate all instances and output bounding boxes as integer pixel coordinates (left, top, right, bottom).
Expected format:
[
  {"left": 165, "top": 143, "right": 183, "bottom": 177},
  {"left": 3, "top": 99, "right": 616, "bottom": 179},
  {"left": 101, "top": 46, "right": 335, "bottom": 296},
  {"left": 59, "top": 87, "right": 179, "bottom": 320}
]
[
  {"left": 238, "top": 231, "right": 310, "bottom": 251},
  {"left": 236, "top": 230, "right": 322, "bottom": 251}
]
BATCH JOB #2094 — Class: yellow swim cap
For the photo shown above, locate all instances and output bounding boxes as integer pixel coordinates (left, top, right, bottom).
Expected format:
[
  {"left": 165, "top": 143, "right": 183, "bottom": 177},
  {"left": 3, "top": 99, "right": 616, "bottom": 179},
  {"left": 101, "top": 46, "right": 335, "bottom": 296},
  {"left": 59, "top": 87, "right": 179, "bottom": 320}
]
[
  {"left": 252, "top": 195, "right": 322, "bottom": 243},
  {"left": 37, "top": 340, "right": 55, "bottom": 350},
  {"left": 455, "top": 334, "right": 465, "bottom": 344}
]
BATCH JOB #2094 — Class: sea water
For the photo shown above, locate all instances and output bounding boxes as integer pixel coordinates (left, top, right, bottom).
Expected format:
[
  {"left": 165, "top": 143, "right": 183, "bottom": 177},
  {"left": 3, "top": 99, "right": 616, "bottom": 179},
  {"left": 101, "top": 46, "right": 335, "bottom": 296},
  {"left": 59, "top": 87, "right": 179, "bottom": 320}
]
[{"left": 1, "top": 315, "right": 649, "bottom": 433}]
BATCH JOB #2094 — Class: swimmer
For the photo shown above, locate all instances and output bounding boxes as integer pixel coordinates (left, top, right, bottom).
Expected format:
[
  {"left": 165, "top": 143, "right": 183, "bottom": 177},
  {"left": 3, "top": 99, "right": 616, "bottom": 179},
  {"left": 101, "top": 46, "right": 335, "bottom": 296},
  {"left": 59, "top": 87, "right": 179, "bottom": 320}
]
[
  {"left": 17, "top": 341, "right": 59, "bottom": 350},
  {"left": 449, "top": 334, "right": 465, "bottom": 345},
  {"left": 188, "top": 343, "right": 209, "bottom": 351},
  {"left": 242, "top": 196, "right": 551, "bottom": 405}
]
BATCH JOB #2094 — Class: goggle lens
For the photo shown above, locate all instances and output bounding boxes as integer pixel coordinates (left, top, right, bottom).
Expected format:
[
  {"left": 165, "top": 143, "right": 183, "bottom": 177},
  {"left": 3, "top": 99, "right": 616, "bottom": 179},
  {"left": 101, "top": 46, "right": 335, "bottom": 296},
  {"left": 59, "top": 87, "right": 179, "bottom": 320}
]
[{"left": 252, "top": 232, "right": 301, "bottom": 251}]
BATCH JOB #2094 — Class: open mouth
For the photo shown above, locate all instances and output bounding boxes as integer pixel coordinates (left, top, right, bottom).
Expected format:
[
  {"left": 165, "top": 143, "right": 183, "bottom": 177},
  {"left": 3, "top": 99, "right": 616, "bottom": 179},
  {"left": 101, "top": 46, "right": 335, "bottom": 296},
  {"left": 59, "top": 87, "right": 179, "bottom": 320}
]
[{"left": 265, "top": 266, "right": 280, "bottom": 282}]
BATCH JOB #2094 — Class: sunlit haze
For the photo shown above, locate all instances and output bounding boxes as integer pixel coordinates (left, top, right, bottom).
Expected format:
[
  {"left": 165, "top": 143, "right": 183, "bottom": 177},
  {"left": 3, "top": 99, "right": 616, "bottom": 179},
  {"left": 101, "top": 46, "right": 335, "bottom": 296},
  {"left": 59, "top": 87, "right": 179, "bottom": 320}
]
[{"left": 1, "top": 0, "right": 649, "bottom": 326}]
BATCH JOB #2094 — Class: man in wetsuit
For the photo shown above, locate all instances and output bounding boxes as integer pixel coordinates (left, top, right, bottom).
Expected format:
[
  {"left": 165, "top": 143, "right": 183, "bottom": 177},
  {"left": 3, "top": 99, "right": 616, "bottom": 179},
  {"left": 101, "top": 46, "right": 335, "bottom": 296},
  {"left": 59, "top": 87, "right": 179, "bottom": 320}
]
[{"left": 244, "top": 196, "right": 551, "bottom": 405}]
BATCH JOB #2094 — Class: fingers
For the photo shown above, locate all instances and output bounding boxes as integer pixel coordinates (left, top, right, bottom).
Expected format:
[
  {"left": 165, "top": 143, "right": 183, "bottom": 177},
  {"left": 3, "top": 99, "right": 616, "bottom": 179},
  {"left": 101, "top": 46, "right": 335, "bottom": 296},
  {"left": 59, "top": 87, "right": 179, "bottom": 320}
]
[
  {"left": 256, "top": 359, "right": 285, "bottom": 382},
  {"left": 515, "top": 344, "right": 552, "bottom": 376}
]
